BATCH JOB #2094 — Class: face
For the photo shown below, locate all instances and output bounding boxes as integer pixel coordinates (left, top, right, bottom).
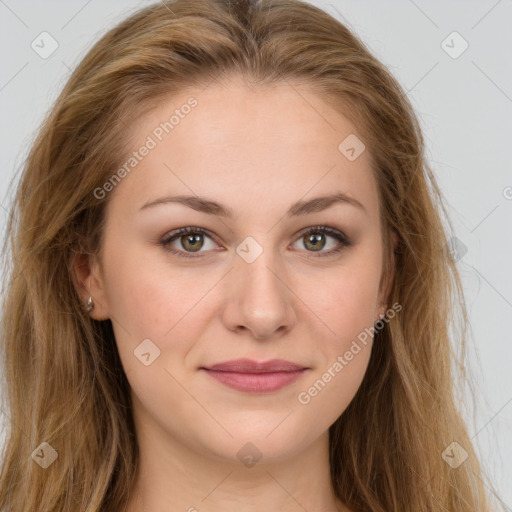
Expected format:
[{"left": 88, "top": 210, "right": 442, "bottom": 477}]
[{"left": 84, "top": 75, "right": 393, "bottom": 463}]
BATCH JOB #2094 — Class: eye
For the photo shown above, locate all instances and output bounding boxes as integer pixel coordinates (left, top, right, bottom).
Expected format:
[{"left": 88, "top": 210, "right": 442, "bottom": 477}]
[
  {"left": 291, "top": 225, "right": 352, "bottom": 257},
  {"left": 160, "top": 226, "right": 218, "bottom": 258},
  {"left": 159, "top": 225, "right": 352, "bottom": 258}
]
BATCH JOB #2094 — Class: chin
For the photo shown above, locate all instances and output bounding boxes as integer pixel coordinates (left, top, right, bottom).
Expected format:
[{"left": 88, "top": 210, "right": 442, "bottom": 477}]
[{"left": 193, "top": 422, "right": 319, "bottom": 466}]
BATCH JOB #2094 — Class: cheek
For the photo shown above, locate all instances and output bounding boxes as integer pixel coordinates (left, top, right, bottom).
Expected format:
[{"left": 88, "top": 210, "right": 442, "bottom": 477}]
[
  {"left": 296, "top": 343, "right": 371, "bottom": 431},
  {"left": 294, "top": 255, "right": 380, "bottom": 410},
  {"left": 302, "top": 258, "right": 382, "bottom": 340},
  {"left": 100, "top": 247, "right": 208, "bottom": 385},
  {"left": 102, "top": 240, "right": 211, "bottom": 336},
  {"left": 125, "top": 358, "right": 206, "bottom": 449},
  {"left": 296, "top": 270, "right": 376, "bottom": 422}
]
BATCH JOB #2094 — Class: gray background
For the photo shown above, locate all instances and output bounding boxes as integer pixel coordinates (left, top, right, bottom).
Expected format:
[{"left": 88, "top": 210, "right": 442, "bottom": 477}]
[{"left": 1, "top": 0, "right": 511, "bottom": 508}]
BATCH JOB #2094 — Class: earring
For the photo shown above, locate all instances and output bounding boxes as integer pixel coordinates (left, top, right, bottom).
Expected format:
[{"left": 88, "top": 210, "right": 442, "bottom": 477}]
[{"left": 86, "top": 296, "right": 94, "bottom": 312}]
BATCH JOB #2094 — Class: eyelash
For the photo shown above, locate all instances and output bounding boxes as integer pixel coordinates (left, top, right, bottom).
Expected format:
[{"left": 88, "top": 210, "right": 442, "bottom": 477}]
[{"left": 159, "top": 225, "right": 352, "bottom": 259}]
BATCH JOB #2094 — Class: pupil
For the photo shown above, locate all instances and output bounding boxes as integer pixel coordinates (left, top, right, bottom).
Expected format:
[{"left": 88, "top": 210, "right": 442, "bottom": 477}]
[
  {"left": 307, "top": 233, "right": 324, "bottom": 251},
  {"left": 184, "top": 234, "right": 202, "bottom": 251}
]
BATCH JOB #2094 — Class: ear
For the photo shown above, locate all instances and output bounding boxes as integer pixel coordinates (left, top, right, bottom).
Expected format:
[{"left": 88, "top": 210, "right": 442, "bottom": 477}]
[
  {"left": 71, "top": 252, "right": 111, "bottom": 321},
  {"left": 375, "top": 230, "right": 398, "bottom": 322}
]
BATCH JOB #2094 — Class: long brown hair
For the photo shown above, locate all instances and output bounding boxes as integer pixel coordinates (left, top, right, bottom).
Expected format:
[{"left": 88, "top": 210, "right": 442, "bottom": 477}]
[{"left": 0, "top": 0, "right": 500, "bottom": 510}]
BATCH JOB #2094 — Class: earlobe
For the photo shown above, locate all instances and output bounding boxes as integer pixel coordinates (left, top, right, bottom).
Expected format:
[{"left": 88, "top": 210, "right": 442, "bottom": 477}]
[{"left": 71, "top": 252, "right": 110, "bottom": 321}]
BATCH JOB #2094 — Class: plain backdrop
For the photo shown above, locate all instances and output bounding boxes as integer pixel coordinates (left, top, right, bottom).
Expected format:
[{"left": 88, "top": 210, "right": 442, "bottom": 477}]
[{"left": 0, "top": 0, "right": 511, "bottom": 509}]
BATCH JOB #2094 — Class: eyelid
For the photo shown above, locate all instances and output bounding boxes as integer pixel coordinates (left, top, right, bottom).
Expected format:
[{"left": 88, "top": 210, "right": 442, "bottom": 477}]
[
  {"left": 160, "top": 226, "right": 219, "bottom": 258},
  {"left": 160, "top": 225, "right": 352, "bottom": 258},
  {"left": 294, "top": 225, "right": 350, "bottom": 243}
]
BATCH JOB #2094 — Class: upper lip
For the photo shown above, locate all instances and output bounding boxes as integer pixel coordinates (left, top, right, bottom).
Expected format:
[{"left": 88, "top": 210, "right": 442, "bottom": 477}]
[{"left": 201, "top": 358, "right": 307, "bottom": 373}]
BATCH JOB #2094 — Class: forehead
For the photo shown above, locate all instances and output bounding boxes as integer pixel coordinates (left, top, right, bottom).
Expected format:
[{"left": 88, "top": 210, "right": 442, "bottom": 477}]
[{"left": 108, "top": 76, "right": 380, "bottom": 223}]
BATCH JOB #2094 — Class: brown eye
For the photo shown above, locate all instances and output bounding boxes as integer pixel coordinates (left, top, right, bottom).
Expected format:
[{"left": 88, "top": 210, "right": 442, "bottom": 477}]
[
  {"left": 160, "top": 225, "right": 351, "bottom": 259},
  {"left": 292, "top": 226, "right": 352, "bottom": 257},
  {"left": 160, "top": 227, "right": 218, "bottom": 258},
  {"left": 303, "top": 232, "right": 326, "bottom": 252},
  {"left": 179, "top": 232, "right": 204, "bottom": 252}
]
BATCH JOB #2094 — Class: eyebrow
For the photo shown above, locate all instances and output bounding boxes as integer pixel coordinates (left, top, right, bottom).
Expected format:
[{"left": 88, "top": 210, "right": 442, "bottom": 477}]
[{"left": 139, "top": 192, "right": 366, "bottom": 217}]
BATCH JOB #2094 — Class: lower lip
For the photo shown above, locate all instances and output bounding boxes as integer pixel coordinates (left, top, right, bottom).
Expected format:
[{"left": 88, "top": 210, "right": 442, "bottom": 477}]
[{"left": 201, "top": 369, "right": 306, "bottom": 393}]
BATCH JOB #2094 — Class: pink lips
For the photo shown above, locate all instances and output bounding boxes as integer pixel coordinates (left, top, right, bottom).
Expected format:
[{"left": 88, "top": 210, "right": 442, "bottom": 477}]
[{"left": 200, "top": 358, "right": 308, "bottom": 393}]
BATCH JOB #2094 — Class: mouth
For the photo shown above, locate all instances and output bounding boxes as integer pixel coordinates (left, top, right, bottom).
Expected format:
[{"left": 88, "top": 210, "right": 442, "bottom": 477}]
[
  {"left": 199, "top": 358, "right": 309, "bottom": 393},
  {"left": 200, "top": 368, "right": 307, "bottom": 393}
]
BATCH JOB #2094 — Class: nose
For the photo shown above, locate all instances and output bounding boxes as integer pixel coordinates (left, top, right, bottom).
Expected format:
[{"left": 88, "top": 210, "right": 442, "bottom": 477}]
[{"left": 220, "top": 244, "right": 297, "bottom": 341}]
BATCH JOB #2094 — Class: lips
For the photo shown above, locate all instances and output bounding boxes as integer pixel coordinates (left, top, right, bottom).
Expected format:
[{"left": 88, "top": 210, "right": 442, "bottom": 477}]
[
  {"left": 201, "top": 358, "right": 307, "bottom": 373},
  {"left": 200, "top": 358, "right": 309, "bottom": 393}
]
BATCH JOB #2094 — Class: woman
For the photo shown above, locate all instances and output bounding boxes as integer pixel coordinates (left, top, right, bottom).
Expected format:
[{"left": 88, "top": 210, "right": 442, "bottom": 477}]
[{"left": 0, "top": 0, "right": 500, "bottom": 510}]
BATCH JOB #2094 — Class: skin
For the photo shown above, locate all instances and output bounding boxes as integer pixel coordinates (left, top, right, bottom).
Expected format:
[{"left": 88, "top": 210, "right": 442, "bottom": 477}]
[{"left": 75, "top": 75, "right": 395, "bottom": 512}]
